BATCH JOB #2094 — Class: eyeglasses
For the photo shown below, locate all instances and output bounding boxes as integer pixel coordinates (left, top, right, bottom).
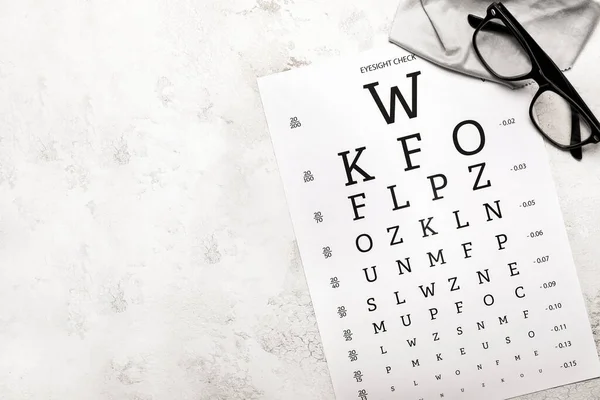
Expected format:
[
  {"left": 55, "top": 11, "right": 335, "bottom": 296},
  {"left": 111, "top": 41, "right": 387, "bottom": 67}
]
[{"left": 469, "top": 2, "right": 600, "bottom": 160}]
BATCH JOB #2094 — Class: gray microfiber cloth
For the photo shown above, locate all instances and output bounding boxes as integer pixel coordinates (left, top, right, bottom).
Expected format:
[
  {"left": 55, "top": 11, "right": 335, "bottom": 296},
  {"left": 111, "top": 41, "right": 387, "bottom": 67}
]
[{"left": 389, "top": 0, "right": 600, "bottom": 86}]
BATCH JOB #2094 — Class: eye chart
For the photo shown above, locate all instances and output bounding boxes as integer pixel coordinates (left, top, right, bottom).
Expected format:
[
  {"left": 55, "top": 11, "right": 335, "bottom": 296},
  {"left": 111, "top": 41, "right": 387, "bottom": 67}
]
[{"left": 258, "top": 45, "right": 600, "bottom": 400}]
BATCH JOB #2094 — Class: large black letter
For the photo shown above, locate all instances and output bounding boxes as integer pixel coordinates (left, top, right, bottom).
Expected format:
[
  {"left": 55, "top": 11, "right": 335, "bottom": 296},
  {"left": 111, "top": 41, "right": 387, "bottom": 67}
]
[
  {"left": 387, "top": 225, "right": 404, "bottom": 246},
  {"left": 400, "top": 314, "right": 412, "bottom": 327},
  {"left": 397, "top": 133, "right": 422, "bottom": 171},
  {"left": 427, "top": 249, "right": 446, "bottom": 267},
  {"left": 367, "top": 297, "right": 377, "bottom": 311},
  {"left": 338, "top": 147, "right": 376, "bottom": 186},
  {"left": 348, "top": 193, "right": 366, "bottom": 220},
  {"left": 355, "top": 233, "right": 373, "bottom": 253},
  {"left": 419, "top": 282, "right": 436, "bottom": 298},
  {"left": 453, "top": 210, "right": 470, "bottom": 229},
  {"left": 397, "top": 258, "right": 412, "bottom": 275},
  {"left": 363, "top": 71, "right": 420, "bottom": 124},
  {"left": 373, "top": 320, "right": 387, "bottom": 334},
  {"left": 468, "top": 162, "right": 491, "bottom": 190},
  {"left": 453, "top": 120, "right": 485, "bottom": 156},
  {"left": 394, "top": 291, "right": 406, "bottom": 305},
  {"left": 419, "top": 217, "right": 438, "bottom": 237},
  {"left": 496, "top": 234, "right": 508, "bottom": 250},
  {"left": 388, "top": 185, "right": 411, "bottom": 210},
  {"left": 427, "top": 174, "right": 447, "bottom": 201},
  {"left": 484, "top": 200, "right": 503, "bottom": 221},
  {"left": 477, "top": 269, "right": 491, "bottom": 284},
  {"left": 363, "top": 266, "right": 378, "bottom": 282}
]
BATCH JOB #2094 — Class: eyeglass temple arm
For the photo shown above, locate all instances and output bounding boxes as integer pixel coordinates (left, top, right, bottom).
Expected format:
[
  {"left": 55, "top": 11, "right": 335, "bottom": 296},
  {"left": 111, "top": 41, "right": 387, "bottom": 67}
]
[
  {"left": 468, "top": 14, "right": 509, "bottom": 33},
  {"left": 549, "top": 66, "right": 600, "bottom": 144}
]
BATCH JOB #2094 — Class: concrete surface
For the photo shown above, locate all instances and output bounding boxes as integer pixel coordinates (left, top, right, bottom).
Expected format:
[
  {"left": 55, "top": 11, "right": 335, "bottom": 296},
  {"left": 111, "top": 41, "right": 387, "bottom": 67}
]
[{"left": 1, "top": 0, "right": 600, "bottom": 399}]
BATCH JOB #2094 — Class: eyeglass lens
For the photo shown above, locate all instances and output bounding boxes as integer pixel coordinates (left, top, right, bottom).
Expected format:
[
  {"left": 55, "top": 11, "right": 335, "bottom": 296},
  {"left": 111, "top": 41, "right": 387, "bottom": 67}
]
[
  {"left": 474, "top": 18, "right": 532, "bottom": 79},
  {"left": 531, "top": 90, "right": 592, "bottom": 147}
]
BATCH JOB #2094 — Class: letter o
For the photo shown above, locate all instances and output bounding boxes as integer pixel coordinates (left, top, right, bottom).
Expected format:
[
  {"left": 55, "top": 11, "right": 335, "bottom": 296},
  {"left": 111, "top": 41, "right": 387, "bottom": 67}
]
[
  {"left": 455, "top": 370, "right": 461, "bottom": 376},
  {"left": 483, "top": 294, "right": 495, "bottom": 306},
  {"left": 528, "top": 330, "right": 535, "bottom": 338},
  {"left": 356, "top": 233, "right": 374, "bottom": 253},
  {"left": 520, "top": 373, "right": 525, "bottom": 378},
  {"left": 453, "top": 120, "right": 486, "bottom": 156}
]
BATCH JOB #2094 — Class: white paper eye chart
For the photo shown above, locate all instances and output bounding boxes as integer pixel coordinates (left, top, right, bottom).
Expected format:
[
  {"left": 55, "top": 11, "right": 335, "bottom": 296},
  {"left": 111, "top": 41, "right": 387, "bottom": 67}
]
[{"left": 258, "top": 45, "right": 600, "bottom": 400}]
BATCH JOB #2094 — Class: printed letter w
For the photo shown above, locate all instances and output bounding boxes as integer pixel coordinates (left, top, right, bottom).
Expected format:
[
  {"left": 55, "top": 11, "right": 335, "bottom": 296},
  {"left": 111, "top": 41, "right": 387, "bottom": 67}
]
[{"left": 363, "top": 71, "right": 421, "bottom": 124}]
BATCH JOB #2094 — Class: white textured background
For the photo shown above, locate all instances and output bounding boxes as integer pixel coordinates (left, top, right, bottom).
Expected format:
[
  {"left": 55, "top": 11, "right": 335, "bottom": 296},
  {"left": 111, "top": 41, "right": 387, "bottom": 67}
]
[{"left": 1, "top": 1, "right": 600, "bottom": 399}]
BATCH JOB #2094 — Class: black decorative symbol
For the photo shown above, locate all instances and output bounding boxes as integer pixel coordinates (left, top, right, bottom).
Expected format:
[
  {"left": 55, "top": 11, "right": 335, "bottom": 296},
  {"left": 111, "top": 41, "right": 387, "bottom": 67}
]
[
  {"left": 353, "top": 370, "right": 363, "bottom": 383},
  {"left": 303, "top": 170, "right": 314, "bottom": 183},
  {"left": 330, "top": 277, "right": 340, "bottom": 288},
  {"left": 290, "top": 116, "right": 301, "bottom": 129},
  {"left": 343, "top": 329, "right": 353, "bottom": 341},
  {"left": 323, "top": 246, "right": 332, "bottom": 259},
  {"left": 337, "top": 306, "right": 347, "bottom": 318},
  {"left": 358, "top": 389, "right": 368, "bottom": 400},
  {"left": 348, "top": 349, "right": 358, "bottom": 362},
  {"left": 314, "top": 211, "right": 323, "bottom": 223}
]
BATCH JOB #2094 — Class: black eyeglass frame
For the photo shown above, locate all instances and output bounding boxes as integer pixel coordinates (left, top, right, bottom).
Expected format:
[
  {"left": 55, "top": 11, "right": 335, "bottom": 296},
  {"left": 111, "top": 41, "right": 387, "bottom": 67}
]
[{"left": 469, "top": 2, "right": 600, "bottom": 151}]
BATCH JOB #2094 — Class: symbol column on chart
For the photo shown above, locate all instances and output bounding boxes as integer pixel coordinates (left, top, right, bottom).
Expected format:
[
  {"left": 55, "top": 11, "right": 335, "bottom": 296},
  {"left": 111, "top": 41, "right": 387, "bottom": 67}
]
[
  {"left": 314, "top": 211, "right": 324, "bottom": 223},
  {"left": 353, "top": 370, "right": 363, "bottom": 382},
  {"left": 290, "top": 116, "right": 302, "bottom": 129},
  {"left": 343, "top": 329, "right": 354, "bottom": 341}
]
